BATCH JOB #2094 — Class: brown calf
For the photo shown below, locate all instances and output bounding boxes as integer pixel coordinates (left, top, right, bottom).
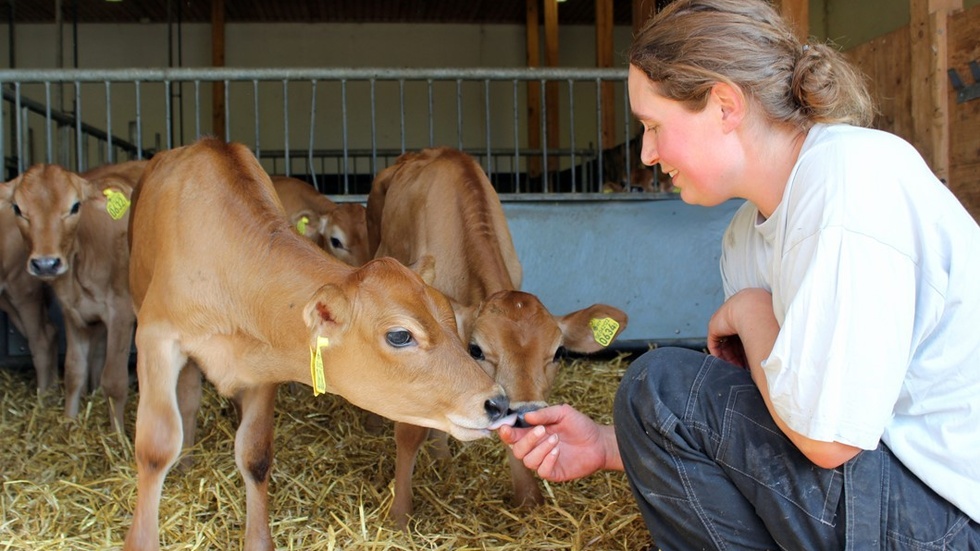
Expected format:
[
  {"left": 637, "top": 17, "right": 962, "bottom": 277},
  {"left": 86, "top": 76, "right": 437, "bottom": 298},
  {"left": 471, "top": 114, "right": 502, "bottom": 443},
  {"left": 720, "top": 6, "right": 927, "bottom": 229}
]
[
  {"left": 0, "top": 160, "right": 145, "bottom": 432},
  {"left": 271, "top": 175, "right": 370, "bottom": 266},
  {"left": 367, "top": 147, "right": 629, "bottom": 529},
  {"left": 123, "top": 138, "right": 509, "bottom": 551},
  {"left": 0, "top": 200, "right": 58, "bottom": 392}
]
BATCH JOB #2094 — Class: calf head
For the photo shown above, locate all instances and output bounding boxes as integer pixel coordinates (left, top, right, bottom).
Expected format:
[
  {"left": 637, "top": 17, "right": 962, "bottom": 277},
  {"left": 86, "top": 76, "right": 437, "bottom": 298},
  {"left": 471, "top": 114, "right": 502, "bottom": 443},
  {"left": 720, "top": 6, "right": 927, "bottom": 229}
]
[
  {"left": 0, "top": 164, "right": 127, "bottom": 281},
  {"left": 320, "top": 202, "right": 370, "bottom": 267},
  {"left": 305, "top": 256, "right": 509, "bottom": 441},
  {"left": 460, "top": 290, "right": 628, "bottom": 425}
]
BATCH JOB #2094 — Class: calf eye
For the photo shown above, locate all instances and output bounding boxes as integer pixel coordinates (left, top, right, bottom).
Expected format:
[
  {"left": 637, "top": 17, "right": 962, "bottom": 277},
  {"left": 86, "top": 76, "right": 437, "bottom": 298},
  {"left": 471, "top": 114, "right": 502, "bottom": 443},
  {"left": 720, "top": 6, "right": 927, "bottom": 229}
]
[
  {"left": 329, "top": 237, "right": 345, "bottom": 250},
  {"left": 69, "top": 201, "right": 81, "bottom": 215},
  {"left": 553, "top": 346, "right": 568, "bottom": 362},
  {"left": 386, "top": 329, "right": 414, "bottom": 348},
  {"left": 12, "top": 204, "right": 22, "bottom": 217},
  {"left": 469, "top": 343, "right": 485, "bottom": 361}
]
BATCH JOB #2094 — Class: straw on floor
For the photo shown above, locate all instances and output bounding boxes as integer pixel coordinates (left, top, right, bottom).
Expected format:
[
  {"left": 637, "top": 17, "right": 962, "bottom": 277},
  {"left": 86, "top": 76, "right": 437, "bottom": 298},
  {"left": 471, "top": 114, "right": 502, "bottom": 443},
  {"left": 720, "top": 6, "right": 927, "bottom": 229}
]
[{"left": 0, "top": 354, "right": 652, "bottom": 550}]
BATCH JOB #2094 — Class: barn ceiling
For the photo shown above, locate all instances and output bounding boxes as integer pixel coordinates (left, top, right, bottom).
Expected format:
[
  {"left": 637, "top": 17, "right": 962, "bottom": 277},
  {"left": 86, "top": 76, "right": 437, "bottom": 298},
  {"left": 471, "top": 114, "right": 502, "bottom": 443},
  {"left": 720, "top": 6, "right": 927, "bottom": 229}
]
[{"left": 6, "top": 0, "right": 656, "bottom": 26}]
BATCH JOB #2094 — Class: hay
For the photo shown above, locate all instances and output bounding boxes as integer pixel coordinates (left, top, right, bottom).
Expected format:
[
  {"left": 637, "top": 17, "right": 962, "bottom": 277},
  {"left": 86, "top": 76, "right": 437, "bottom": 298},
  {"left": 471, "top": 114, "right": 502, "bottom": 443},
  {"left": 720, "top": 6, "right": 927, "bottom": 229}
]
[{"left": 0, "top": 355, "right": 652, "bottom": 550}]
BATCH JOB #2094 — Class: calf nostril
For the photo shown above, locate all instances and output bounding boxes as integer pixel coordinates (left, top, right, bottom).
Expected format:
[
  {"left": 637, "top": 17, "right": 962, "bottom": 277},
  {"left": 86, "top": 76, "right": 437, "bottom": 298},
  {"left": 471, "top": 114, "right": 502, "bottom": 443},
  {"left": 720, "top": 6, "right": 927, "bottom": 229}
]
[
  {"left": 30, "top": 257, "right": 61, "bottom": 275},
  {"left": 484, "top": 395, "right": 509, "bottom": 421}
]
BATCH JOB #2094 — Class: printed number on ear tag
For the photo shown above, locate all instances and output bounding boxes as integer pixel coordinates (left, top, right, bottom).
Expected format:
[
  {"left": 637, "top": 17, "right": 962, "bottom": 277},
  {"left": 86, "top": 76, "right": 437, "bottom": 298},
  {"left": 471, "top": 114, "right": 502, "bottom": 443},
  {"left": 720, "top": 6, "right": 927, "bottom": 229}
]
[
  {"left": 103, "top": 189, "right": 131, "bottom": 220},
  {"left": 589, "top": 317, "right": 620, "bottom": 347}
]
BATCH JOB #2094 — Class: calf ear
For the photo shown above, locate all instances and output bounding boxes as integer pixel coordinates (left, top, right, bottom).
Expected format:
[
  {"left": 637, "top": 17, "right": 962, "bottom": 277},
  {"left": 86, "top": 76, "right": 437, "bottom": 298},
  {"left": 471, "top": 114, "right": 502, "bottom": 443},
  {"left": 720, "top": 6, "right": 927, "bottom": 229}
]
[
  {"left": 0, "top": 176, "right": 19, "bottom": 205},
  {"left": 408, "top": 254, "right": 436, "bottom": 285},
  {"left": 450, "top": 299, "right": 476, "bottom": 341},
  {"left": 303, "top": 284, "right": 352, "bottom": 342},
  {"left": 557, "top": 304, "right": 629, "bottom": 354}
]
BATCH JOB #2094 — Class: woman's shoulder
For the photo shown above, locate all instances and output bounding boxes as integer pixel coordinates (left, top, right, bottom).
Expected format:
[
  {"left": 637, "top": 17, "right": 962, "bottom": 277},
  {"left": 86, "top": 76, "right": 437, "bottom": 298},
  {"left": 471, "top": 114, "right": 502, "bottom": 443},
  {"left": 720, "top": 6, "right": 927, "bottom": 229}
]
[{"left": 804, "top": 124, "right": 920, "bottom": 162}]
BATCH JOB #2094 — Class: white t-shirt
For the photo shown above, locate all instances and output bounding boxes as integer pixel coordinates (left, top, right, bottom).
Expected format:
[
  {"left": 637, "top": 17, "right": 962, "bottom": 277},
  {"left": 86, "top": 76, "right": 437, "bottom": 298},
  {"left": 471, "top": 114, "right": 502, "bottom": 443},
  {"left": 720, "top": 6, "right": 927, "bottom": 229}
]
[{"left": 720, "top": 124, "right": 980, "bottom": 522}]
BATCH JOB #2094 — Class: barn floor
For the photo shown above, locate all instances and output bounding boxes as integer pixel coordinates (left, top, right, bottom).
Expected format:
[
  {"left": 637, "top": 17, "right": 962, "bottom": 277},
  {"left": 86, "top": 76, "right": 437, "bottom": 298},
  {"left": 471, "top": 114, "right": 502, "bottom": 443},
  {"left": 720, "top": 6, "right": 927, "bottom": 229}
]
[{"left": 0, "top": 355, "right": 653, "bottom": 550}]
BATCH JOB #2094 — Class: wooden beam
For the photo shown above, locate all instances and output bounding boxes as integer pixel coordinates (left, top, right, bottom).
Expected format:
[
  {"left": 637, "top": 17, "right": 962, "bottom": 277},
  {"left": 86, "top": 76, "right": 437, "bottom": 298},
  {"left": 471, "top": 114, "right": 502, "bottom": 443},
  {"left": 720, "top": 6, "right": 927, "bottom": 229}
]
[
  {"left": 525, "top": 0, "right": 542, "bottom": 181},
  {"left": 633, "top": 0, "right": 656, "bottom": 35},
  {"left": 544, "top": 0, "right": 560, "bottom": 188},
  {"left": 211, "top": 0, "right": 225, "bottom": 140},
  {"left": 596, "top": 0, "right": 615, "bottom": 150},
  {"left": 776, "top": 0, "right": 809, "bottom": 42},
  {"left": 910, "top": 0, "right": 962, "bottom": 184}
]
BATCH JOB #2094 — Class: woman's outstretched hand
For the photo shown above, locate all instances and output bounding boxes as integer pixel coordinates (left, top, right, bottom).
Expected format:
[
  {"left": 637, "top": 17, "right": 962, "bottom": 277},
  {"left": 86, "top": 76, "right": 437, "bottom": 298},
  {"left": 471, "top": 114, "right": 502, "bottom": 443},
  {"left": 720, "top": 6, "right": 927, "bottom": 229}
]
[{"left": 497, "top": 404, "right": 622, "bottom": 481}]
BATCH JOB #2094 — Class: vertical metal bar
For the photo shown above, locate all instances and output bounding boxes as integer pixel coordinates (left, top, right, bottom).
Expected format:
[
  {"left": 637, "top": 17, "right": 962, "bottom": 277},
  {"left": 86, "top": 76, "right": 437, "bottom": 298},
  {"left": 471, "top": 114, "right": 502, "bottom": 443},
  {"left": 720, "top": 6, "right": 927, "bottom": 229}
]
[
  {"left": 44, "top": 82, "right": 52, "bottom": 163},
  {"left": 595, "top": 78, "right": 603, "bottom": 194},
  {"left": 623, "top": 79, "right": 631, "bottom": 193},
  {"left": 282, "top": 79, "right": 289, "bottom": 176},
  {"left": 540, "top": 79, "right": 547, "bottom": 193},
  {"left": 398, "top": 79, "right": 406, "bottom": 153},
  {"left": 14, "top": 82, "right": 22, "bottom": 173},
  {"left": 308, "top": 79, "right": 318, "bottom": 190},
  {"left": 223, "top": 79, "right": 230, "bottom": 142},
  {"left": 341, "top": 78, "right": 349, "bottom": 194},
  {"left": 456, "top": 78, "right": 463, "bottom": 151},
  {"left": 252, "top": 80, "right": 259, "bottom": 157},
  {"left": 135, "top": 81, "right": 143, "bottom": 160},
  {"left": 74, "top": 81, "right": 82, "bottom": 171},
  {"left": 427, "top": 79, "right": 434, "bottom": 147},
  {"left": 512, "top": 79, "right": 520, "bottom": 193},
  {"left": 484, "top": 79, "right": 491, "bottom": 179},
  {"left": 0, "top": 80, "right": 5, "bottom": 176},
  {"left": 194, "top": 80, "right": 201, "bottom": 140},
  {"left": 164, "top": 79, "right": 172, "bottom": 149},
  {"left": 105, "top": 81, "right": 113, "bottom": 164},
  {"left": 568, "top": 79, "right": 576, "bottom": 193},
  {"left": 370, "top": 79, "right": 377, "bottom": 177}
]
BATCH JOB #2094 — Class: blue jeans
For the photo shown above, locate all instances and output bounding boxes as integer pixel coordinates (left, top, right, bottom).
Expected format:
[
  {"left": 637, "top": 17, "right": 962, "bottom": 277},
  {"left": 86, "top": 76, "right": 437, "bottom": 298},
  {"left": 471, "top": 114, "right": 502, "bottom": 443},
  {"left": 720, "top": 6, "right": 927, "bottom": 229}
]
[{"left": 613, "top": 347, "right": 979, "bottom": 550}]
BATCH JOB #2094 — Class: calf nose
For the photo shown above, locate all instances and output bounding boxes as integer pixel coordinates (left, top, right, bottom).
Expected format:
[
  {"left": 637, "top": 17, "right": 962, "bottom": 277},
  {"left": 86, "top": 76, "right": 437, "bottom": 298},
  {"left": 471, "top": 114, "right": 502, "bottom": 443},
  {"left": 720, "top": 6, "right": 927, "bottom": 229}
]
[
  {"left": 29, "top": 256, "right": 63, "bottom": 277},
  {"left": 484, "top": 394, "right": 510, "bottom": 422}
]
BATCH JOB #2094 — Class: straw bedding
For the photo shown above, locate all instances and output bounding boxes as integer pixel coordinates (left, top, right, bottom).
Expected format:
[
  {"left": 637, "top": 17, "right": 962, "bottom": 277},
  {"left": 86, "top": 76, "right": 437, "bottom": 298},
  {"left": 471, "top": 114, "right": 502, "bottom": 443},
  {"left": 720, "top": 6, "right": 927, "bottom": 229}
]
[{"left": 0, "top": 354, "right": 653, "bottom": 550}]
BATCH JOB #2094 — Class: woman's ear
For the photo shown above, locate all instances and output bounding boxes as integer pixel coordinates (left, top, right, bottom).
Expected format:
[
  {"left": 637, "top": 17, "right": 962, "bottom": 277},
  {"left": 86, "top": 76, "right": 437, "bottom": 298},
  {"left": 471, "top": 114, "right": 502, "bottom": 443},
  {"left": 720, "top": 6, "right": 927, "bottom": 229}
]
[{"left": 711, "top": 82, "right": 746, "bottom": 133}]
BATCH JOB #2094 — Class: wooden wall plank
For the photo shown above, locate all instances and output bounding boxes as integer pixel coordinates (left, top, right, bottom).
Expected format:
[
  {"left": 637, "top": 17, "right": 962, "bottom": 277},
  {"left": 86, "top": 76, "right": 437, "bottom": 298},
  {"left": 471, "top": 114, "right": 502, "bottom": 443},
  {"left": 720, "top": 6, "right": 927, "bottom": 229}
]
[
  {"left": 211, "top": 0, "right": 225, "bottom": 140},
  {"left": 596, "top": 0, "right": 615, "bottom": 150},
  {"left": 947, "top": 3, "right": 980, "bottom": 219}
]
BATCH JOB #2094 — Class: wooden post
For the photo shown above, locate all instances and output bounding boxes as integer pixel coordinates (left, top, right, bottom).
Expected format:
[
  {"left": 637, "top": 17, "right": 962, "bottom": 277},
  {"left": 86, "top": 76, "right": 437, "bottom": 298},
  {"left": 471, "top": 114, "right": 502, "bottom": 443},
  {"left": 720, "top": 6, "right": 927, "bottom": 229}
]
[
  {"left": 525, "top": 0, "right": 542, "bottom": 182},
  {"left": 776, "top": 0, "right": 809, "bottom": 42},
  {"left": 596, "top": 0, "right": 615, "bottom": 151},
  {"left": 910, "top": 0, "right": 962, "bottom": 184},
  {"left": 211, "top": 0, "right": 225, "bottom": 140},
  {"left": 633, "top": 0, "right": 656, "bottom": 35},
  {"left": 543, "top": 0, "right": 560, "bottom": 189}
]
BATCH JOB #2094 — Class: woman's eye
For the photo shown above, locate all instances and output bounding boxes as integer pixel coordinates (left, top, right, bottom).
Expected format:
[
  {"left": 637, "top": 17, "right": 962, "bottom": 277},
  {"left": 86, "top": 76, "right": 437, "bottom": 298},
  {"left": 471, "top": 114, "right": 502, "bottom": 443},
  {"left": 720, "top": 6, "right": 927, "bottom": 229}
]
[
  {"left": 469, "top": 343, "right": 485, "bottom": 360},
  {"left": 386, "top": 329, "right": 414, "bottom": 348}
]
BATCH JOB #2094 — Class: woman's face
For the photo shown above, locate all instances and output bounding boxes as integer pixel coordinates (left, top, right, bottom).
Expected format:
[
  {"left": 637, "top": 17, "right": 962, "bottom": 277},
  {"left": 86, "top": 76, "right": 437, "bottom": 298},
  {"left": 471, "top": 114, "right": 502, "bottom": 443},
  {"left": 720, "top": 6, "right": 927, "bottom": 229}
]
[{"left": 628, "top": 65, "right": 738, "bottom": 207}]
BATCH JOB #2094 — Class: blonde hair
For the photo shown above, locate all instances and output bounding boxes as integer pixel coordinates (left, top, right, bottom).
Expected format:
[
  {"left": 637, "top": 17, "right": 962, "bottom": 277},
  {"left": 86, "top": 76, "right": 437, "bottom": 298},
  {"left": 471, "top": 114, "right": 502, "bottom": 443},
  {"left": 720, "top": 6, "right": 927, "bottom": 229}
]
[{"left": 628, "top": 0, "right": 874, "bottom": 129}]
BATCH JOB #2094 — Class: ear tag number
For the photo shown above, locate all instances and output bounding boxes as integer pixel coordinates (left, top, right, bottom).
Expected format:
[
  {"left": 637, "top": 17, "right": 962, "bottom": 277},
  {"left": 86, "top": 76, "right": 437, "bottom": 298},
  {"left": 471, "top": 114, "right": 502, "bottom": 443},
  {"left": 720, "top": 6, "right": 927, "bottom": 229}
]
[
  {"left": 589, "top": 317, "right": 620, "bottom": 347},
  {"left": 103, "top": 189, "right": 131, "bottom": 220},
  {"left": 309, "top": 336, "right": 330, "bottom": 396}
]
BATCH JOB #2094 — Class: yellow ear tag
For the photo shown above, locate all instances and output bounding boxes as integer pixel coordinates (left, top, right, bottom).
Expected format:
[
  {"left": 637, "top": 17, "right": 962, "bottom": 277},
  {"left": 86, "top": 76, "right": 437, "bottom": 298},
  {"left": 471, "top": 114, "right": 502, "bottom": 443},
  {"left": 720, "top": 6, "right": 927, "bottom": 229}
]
[
  {"left": 103, "top": 189, "right": 131, "bottom": 220},
  {"left": 309, "top": 336, "right": 329, "bottom": 396},
  {"left": 589, "top": 317, "right": 620, "bottom": 347},
  {"left": 296, "top": 216, "right": 309, "bottom": 236}
]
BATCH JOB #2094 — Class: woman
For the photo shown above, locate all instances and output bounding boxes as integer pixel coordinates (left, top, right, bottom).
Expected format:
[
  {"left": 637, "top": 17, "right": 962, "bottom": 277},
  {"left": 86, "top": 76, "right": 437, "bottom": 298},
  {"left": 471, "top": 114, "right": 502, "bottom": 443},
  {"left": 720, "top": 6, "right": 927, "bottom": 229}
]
[{"left": 498, "top": 0, "right": 980, "bottom": 548}]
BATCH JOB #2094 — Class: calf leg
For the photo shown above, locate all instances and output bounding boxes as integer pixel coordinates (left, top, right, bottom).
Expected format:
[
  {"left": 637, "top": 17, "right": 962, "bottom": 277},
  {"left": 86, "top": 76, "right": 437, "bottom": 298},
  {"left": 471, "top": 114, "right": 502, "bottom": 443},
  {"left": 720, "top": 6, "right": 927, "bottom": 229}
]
[
  {"left": 235, "top": 383, "right": 278, "bottom": 551},
  {"left": 62, "top": 320, "right": 93, "bottom": 420},
  {"left": 102, "top": 312, "right": 135, "bottom": 434},
  {"left": 4, "top": 292, "right": 58, "bottom": 393},
  {"left": 507, "top": 448, "right": 544, "bottom": 507},
  {"left": 177, "top": 360, "right": 203, "bottom": 462},
  {"left": 124, "top": 327, "right": 185, "bottom": 551},
  {"left": 390, "top": 421, "right": 430, "bottom": 530}
]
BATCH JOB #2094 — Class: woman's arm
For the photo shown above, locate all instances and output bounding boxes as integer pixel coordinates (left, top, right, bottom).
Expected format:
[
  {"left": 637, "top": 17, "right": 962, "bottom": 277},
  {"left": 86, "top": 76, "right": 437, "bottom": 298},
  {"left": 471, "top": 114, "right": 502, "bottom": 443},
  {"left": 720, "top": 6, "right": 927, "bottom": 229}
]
[{"left": 708, "top": 288, "right": 861, "bottom": 469}]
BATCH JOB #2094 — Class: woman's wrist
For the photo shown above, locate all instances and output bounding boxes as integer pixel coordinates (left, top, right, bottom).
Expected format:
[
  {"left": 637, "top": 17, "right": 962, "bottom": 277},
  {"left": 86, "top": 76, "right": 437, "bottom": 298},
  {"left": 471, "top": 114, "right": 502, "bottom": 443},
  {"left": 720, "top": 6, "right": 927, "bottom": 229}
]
[{"left": 601, "top": 424, "right": 624, "bottom": 472}]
